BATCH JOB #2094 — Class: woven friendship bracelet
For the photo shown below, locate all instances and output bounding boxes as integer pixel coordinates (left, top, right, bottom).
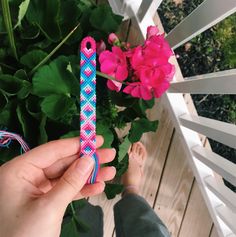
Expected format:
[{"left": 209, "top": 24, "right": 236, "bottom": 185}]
[{"left": 80, "top": 36, "right": 99, "bottom": 184}]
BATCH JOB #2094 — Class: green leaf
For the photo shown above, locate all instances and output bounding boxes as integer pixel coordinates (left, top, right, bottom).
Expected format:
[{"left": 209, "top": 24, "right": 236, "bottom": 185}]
[
  {"left": 118, "top": 136, "right": 131, "bottom": 162},
  {"left": 16, "top": 102, "right": 39, "bottom": 147},
  {"left": 96, "top": 123, "right": 114, "bottom": 148},
  {"left": 17, "top": 80, "right": 31, "bottom": 99},
  {"left": 0, "top": 74, "right": 22, "bottom": 95},
  {"left": 1, "top": 0, "right": 18, "bottom": 59},
  {"left": 26, "top": 95, "right": 42, "bottom": 119},
  {"left": 116, "top": 153, "right": 129, "bottom": 177},
  {"left": 61, "top": 218, "right": 79, "bottom": 237},
  {"left": 60, "top": 130, "right": 80, "bottom": 139},
  {"left": 139, "top": 98, "right": 155, "bottom": 112},
  {"left": 90, "top": 4, "right": 123, "bottom": 33},
  {"left": 32, "top": 56, "right": 80, "bottom": 97},
  {"left": 15, "top": 0, "right": 30, "bottom": 28},
  {"left": 14, "top": 69, "right": 28, "bottom": 80},
  {"left": 41, "top": 94, "right": 75, "bottom": 120},
  {"left": 128, "top": 118, "right": 159, "bottom": 143},
  {"left": 20, "top": 49, "right": 48, "bottom": 69},
  {"left": 58, "top": 0, "right": 81, "bottom": 39},
  {"left": 0, "top": 90, "right": 8, "bottom": 112},
  {"left": 73, "top": 216, "right": 90, "bottom": 233},
  {"left": 104, "top": 183, "right": 124, "bottom": 199},
  {"left": 26, "top": 0, "right": 61, "bottom": 42},
  {"left": 38, "top": 114, "right": 47, "bottom": 144}
]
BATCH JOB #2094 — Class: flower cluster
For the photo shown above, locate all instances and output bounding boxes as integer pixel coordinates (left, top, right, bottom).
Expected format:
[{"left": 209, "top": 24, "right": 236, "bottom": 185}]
[{"left": 98, "top": 26, "right": 175, "bottom": 100}]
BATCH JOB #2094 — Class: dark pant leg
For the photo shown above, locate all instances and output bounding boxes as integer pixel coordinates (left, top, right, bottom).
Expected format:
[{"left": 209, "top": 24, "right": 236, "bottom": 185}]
[
  {"left": 77, "top": 201, "right": 104, "bottom": 237},
  {"left": 114, "top": 194, "right": 171, "bottom": 237}
]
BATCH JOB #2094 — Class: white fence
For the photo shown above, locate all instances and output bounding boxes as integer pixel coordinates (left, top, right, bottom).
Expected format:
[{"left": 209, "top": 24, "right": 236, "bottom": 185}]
[{"left": 108, "top": 0, "right": 236, "bottom": 236}]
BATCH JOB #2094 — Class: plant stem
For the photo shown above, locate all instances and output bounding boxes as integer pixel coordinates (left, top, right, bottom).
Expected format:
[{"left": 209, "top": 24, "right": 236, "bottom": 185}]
[
  {"left": 30, "top": 23, "right": 80, "bottom": 75},
  {"left": 70, "top": 203, "right": 76, "bottom": 216},
  {"left": 0, "top": 62, "right": 16, "bottom": 71},
  {"left": 1, "top": 0, "right": 18, "bottom": 60},
  {"left": 96, "top": 70, "right": 127, "bottom": 85}
]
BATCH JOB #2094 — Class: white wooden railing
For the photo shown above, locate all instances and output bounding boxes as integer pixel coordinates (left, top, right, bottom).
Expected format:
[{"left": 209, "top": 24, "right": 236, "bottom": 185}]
[{"left": 108, "top": 0, "right": 236, "bottom": 237}]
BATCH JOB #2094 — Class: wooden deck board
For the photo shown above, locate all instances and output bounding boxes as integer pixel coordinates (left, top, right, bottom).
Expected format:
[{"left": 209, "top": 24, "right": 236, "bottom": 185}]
[
  {"left": 178, "top": 181, "right": 213, "bottom": 237},
  {"left": 210, "top": 226, "right": 220, "bottom": 237},
  {"left": 153, "top": 132, "right": 194, "bottom": 237}
]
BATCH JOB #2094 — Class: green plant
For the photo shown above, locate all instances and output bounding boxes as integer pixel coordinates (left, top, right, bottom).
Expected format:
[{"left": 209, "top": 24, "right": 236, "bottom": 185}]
[{"left": 0, "top": 0, "right": 159, "bottom": 235}]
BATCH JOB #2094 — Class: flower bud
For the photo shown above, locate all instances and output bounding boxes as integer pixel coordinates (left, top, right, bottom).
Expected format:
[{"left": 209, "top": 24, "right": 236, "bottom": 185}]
[
  {"left": 108, "top": 33, "right": 119, "bottom": 45},
  {"left": 96, "top": 40, "right": 106, "bottom": 55}
]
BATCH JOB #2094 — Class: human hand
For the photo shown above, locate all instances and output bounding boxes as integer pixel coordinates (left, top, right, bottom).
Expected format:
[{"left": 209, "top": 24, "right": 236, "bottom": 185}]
[{"left": 0, "top": 136, "right": 116, "bottom": 237}]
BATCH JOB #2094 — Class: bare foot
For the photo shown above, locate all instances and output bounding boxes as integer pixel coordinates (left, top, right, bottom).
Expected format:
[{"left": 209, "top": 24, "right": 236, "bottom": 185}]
[{"left": 121, "top": 142, "right": 147, "bottom": 196}]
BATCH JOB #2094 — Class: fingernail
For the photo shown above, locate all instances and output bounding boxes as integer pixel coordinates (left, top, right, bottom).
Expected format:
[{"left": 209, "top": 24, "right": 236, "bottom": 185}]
[
  {"left": 76, "top": 156, "right": 94, "bottom": 176},
  {"left": 112, "top": 148, "right": 116, "bottom": 153}
]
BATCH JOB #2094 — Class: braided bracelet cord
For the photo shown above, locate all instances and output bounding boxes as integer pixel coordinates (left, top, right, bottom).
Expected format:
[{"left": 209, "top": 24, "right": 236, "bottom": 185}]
[
  {"left": 0, "top": 130, "right": 30, "bottom": 153},
  {"left": 80, "top": 36, "right": 99, "bottom": 184}
]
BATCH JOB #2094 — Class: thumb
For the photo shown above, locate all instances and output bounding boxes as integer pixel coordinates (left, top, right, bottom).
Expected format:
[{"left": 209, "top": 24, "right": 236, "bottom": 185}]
[{"left": 45, "top": 156, "right": 94, "bottom": 209}]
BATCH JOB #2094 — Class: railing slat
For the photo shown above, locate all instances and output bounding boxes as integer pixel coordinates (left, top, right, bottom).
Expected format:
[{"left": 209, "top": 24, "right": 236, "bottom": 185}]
[
  {"left": 192, "top": 146, "right": 236, "bottom": 186},
  {"left": 205, "top": 176, "right": 236, "bottom": 213},
  {"left": 137, "top": 0, "right": 163, "bottom": 22},
  {"left": 169, "top": 69, "right": 236, "bottom": 94},
  {"left": 216, "top": 205, "right": 236, "bottom": 234},
  {"left": 165, "top": 0, "right": 236, "bottom": 49},
  {"left": 180, "top": 114, "right": 236, "bottom": 149}
]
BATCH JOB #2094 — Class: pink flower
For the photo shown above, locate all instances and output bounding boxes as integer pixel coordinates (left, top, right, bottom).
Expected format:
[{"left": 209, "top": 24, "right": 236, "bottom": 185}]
[
  {"left": 96, "top": 40, "right": 106, "bottom": 55},
  {"left": 99, "top": 46, "right": 128, "bottom": 92},
  {"left": 108, "top": 33, "right": 119, "bottom": 45},
  {"left": 146, "top": 26, "right": 159, "bottom": 39},
  {"left": 123, "top": 26, "right": 175, "bottom": 100}
]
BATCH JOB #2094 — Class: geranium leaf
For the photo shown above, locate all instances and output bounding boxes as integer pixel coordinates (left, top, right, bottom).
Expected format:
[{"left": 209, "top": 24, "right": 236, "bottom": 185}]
[
  {"left": 128, "top": 118, "right": 159, "bottom": 143},
  {"left": 58, "top": 0, "right": 82, "bottom": 42},
  {"left": 38, "top": 114, "right": 48, "bottom": 144},
  {"left": 17, "top": 80, "right": 32, "bottom": 99},
  {"left": 139, "top": 98, "right": 155, "bottom": 112},
  {"left": 61, "top": 218, "right": 79, "bottom": 237},
  {"left": 118, "top": 136, "right": 131, "bottom": 162},
  {"left": 96, "top": 123, "right": 114, "bottom": 148},
  {"left": 26, "top": 95, "right": 42, "bottom": 119},
  {"left": 16, "top": 102, "right": 39, "bottom": 147},
  {"left": 90, "top": 4, "right": 122, "bottom": 33},
  {"left": 14, "top": 69, "right": 28, "bottom": 80},
  {"left": 0, "top": 91, "right": 8, "bottom": 112},
  {"left": 26, "top": 0, "right": 61, "bottom": 42},
  {"left": 32, "top": 56, "right": 80, "bottom": 97},
  {"left": 0, "top": 74, "right": 22, "bottom": 95},
  {"left": 20, "top": 49, "right": 48, "bottom": 69},
  {"left": 41, "top": 94, "right": 75, "bottom": 120},
  {"left": 104, "top": 183, "right": 124, "bottom": 199},
  {"left": 60, "top": 130, "right": 80, "bottom": 139}
]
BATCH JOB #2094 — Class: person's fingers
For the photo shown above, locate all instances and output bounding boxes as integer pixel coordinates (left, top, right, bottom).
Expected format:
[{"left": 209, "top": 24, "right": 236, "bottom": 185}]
[
  {"left": 98, "top": 148, "right": 116, "bottom": 164},
  {"left": 73, "top": 181, "right": 105, "bottom": 199},
  {"left": 22, "top": 136, "right": 104, "bottom": 169},
  {"left": 44, "top": 156, "right": 94, "bottom": 209},
  {"left": 96, "top": 166, "right": 116, "bottom": 182},
  {"left": 44, "top": 155, "right": 78, "bottom": 179},
  {"left": 44, "top": 148, "right": 116, "bottom": 179}
]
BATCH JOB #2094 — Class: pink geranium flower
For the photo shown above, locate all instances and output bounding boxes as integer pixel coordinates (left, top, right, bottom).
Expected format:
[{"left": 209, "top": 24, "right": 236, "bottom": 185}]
[
  {"left": 98, "top": 26, "right": 175, "bottom": 99},
  {"left": 146, "top": 25, "right": 159, "bottom": 39},
  {"left": 99, "top": 46, "right": 128, "bottom": 92},
  {"left": 123, "top": 27, "right": 175, "bottom": 100}
]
